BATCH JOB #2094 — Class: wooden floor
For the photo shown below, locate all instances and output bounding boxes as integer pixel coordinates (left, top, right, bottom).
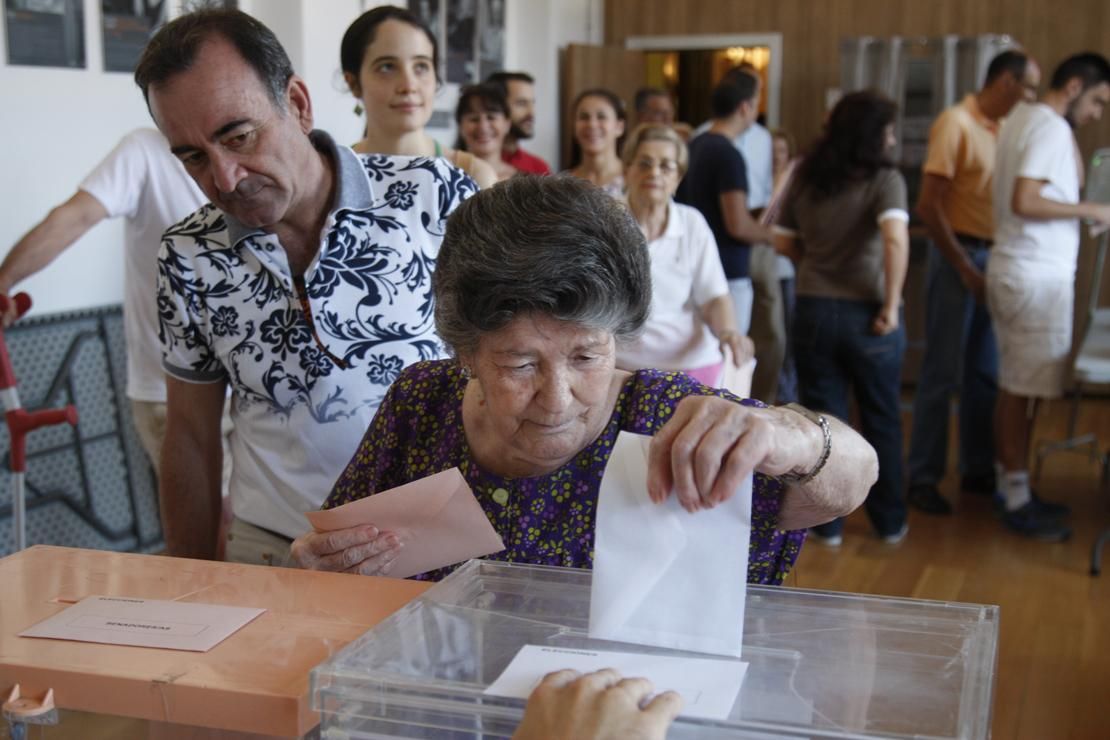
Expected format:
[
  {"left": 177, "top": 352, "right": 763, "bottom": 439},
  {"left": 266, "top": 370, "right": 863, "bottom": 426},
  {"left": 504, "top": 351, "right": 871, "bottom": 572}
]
[
  {"left": 24, "top": 398, "right": 1110, "bottom": 740},
  {"left": 788, "top": 395, "right": 1110, "bottom": 740}
]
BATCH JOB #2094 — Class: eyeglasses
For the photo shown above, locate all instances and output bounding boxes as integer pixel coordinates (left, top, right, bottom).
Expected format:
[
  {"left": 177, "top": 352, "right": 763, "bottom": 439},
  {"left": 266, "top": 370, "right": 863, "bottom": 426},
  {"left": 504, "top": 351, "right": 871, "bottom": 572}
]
[{"left": 633, "top": 158, "right": 679, "bottom": 174}]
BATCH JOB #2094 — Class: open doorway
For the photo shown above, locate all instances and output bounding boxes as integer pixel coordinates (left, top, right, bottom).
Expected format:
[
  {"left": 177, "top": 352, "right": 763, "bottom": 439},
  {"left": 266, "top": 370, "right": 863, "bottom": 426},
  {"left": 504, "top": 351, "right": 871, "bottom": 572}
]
[
  {"left": 560, "top": 33, "right": 782, "bottom": 169},
  {"left": 642, "top": 45, "right": 772, "bottom": 131},
  {"left": 627, "top": 33, "right": 783, "bottom": 129}
]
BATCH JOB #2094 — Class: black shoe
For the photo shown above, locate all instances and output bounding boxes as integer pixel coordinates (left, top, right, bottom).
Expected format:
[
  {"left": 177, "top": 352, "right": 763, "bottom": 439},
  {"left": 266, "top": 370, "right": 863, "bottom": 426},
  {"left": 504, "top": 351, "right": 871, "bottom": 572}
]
[
  {"left": 960, "top": 473, "right": 996, "bottom": 496},
  {"left": 993, "top": 489, "right": 1071, "bottom": 518},
  {"left": 907, "top": 483, "right": 952, "bottom": 516},
  {"left": 1001, "top": 500, "right": 1073, "bottom": 542},
  {"left": 1030, "top": 490, "right": 1070, "bottom": 518}
]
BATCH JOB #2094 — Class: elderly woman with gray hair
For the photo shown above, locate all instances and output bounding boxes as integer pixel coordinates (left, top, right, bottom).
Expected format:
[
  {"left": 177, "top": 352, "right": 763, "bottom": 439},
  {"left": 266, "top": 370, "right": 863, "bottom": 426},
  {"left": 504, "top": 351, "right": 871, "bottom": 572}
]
[
  {"left": 617, "top": 123, "right": 753, "bottom": 386},
  {"left": 292, "top": 176, "right": 877, "bottom": 583}
]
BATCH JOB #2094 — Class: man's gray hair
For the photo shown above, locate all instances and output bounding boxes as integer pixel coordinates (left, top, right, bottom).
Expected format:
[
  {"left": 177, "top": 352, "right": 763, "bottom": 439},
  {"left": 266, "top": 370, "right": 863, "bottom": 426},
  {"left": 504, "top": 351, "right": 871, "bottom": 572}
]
[{"left": 434, "top": 176, "right": 651, "bottom": 357}]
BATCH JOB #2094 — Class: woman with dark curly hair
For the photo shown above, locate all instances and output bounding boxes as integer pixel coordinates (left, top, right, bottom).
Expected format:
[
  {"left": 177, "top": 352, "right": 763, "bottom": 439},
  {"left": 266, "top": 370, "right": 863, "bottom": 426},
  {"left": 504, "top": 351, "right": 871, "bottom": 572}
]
[{"left": 773, "top": 90, "right": 910, "bottom": 547}]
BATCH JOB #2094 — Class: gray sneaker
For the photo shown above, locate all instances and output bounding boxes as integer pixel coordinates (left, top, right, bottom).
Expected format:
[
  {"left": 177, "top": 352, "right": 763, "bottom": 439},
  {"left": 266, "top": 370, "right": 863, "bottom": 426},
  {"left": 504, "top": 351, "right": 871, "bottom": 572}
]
[{"left": 880, "top": 522, "right": 909, "bottom": 545}]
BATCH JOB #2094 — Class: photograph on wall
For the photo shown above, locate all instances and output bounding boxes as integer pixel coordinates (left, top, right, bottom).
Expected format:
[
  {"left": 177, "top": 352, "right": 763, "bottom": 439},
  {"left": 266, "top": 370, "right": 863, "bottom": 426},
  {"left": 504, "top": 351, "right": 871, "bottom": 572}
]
[
  {"left": 101, "top": 0, "right": 167, "bottom": 73},
  {"left": 477, "top": 0, "right": 504, "bottom": 80},
  {"left": 5, "top": 0, "right": 85, "bottom": 68},
  {"left": 444, "top": 0, "right": 476, "bottom": 84}
]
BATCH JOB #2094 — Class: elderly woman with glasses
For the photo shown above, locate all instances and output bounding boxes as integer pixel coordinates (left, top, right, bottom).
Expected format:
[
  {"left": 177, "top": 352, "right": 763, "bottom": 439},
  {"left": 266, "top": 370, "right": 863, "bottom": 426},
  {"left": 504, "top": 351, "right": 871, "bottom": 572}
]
[
  {"left": 291, "top": 176, "right": 877, "bottom": 583},
  {"left": 617, "top": 123, "right": 754, "bottom": 386}
]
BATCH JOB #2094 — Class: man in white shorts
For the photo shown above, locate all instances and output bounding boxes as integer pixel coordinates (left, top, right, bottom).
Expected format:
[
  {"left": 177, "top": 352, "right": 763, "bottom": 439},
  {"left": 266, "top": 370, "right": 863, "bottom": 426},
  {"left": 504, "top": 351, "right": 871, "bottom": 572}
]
[{"left": 988, "top": 52, "right": 1110, "bottom": 540}]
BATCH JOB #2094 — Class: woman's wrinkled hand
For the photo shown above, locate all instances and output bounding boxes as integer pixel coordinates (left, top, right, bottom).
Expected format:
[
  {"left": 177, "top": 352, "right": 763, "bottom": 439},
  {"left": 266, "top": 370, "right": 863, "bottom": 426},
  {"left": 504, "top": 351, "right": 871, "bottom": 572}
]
[
  {"left": 290, "top": 524, "right": 403, "bottom": 576},
  {"left": 647, "top": 396, "right": 825, "bottom": 512},
  {"left": 647, "top": 396, "right": 774, "bottom": 512}
]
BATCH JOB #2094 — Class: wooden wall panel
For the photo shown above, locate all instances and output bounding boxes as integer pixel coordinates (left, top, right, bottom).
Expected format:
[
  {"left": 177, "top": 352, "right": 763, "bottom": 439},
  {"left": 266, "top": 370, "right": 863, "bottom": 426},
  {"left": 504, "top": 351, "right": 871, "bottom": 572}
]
[
  {"left": 604, "top": 0, "right": 1110, "bottom": 312},
  {"left": 604, "top": 0, "right": 1110, "bottom": 152}
]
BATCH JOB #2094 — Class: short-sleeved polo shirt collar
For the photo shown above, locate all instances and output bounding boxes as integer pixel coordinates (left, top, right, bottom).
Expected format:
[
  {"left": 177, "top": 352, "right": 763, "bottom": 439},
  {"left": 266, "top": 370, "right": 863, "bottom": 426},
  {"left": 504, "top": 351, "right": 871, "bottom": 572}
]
[
  {"left": 222, "top": 129, "right": 373, "bottom": 248},
  {"left": 963, "top": 94, "right": 999, "bottom": 134},
  {"left": 660, "top": 199, "right": 684, "bottom": 241}
]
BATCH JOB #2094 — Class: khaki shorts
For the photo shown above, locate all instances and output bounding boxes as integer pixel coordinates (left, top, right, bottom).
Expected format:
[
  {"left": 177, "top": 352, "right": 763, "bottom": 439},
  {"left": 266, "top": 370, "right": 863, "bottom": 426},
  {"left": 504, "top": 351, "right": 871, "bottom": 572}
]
[
  {"left": 986, "top": 271, "right": 1073, "bottom": 399},
  {"left": 225, "top": 517, "right": 294, "bottom": 567}
]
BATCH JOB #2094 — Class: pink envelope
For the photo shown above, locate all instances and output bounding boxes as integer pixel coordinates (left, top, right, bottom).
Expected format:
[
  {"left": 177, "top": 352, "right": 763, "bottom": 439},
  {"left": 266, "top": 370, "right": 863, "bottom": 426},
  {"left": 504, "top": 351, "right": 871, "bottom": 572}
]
[{"left": 305, "top": 468, "right": 505, "bottom": 579}]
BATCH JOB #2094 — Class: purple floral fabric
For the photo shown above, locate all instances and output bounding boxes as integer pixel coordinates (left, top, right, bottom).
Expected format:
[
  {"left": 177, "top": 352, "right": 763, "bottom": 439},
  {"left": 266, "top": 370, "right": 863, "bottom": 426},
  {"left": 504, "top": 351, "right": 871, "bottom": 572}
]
[{"left": 326, "top": 360, "right": 806, "bottom": 583}]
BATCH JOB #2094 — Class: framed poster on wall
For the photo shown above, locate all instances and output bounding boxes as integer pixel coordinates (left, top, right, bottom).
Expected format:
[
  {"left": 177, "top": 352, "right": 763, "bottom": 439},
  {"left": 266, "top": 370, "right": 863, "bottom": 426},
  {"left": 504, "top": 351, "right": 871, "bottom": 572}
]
[
  {"left": 477, "top": 0, "right": 504, "bottom": 80},
  {"left": 409, "top": 0, "right": 503, "bottom": 86},
  {"left": 101, "top": 0, "right": 167, "bottom": 72},
  {"left": 5, "top": 0, "right": 85, "bottom": 68}
]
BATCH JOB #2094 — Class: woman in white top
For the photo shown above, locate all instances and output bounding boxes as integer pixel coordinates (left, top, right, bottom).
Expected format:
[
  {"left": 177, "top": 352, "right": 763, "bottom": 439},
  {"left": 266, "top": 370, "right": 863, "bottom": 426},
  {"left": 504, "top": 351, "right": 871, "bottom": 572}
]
[
  {"left": 566, "top": 89, "right": 627, "bottom": 198},
  {"left": 341, "top": 6, "right": 496, "bottom": 188},
  {"left": 455, "top": 83, "right": 517, "bottom": 183},
  {"left": 616, "top": 124, "right": 754, "bottom": 385}
]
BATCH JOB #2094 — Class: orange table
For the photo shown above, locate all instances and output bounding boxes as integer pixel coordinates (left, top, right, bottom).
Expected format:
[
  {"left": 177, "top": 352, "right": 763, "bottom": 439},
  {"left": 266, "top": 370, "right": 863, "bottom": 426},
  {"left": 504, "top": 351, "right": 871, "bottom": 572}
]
[{"left": 0, "top": 546, "right": 430, "bottom": 738}]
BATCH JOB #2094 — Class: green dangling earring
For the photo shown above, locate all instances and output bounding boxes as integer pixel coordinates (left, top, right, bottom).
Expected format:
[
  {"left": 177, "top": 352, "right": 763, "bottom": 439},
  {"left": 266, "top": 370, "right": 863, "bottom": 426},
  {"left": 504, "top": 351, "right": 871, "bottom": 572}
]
[{"left": 353, "top": 102, "right": 364, "bottom": 116}]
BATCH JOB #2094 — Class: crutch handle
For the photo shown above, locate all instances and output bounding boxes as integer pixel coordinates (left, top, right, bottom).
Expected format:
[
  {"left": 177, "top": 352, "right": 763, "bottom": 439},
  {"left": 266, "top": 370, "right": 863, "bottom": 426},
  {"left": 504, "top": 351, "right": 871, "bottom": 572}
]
[{"left": 0, "top": 292, "right": 32, "bottom": 321}]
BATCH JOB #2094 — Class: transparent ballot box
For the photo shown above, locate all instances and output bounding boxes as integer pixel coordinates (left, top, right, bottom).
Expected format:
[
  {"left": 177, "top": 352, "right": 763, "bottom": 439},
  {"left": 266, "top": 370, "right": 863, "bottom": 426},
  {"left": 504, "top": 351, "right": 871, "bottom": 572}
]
[{"left": 311, "top": 560, "right": 999, "bottom": 739}]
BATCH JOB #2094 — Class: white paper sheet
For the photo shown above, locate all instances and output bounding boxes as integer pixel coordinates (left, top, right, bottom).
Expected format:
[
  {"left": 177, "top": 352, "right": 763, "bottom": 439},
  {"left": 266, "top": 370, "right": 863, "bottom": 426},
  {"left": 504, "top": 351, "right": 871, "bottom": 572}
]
[
  {"left": 19, "top": 596, "right": 265, "bottom": 652},
  {"left": 589, "top": 432, "right": 751, "bottom": 657},
  {"left": 484, "top": 644, "right": 747, "bottom": 721}
]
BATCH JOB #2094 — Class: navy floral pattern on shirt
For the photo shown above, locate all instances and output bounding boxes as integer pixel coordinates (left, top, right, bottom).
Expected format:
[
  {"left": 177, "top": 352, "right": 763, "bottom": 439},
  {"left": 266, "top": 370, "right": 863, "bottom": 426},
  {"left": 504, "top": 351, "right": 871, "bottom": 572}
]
[
  {"left": 326, "top": 360, "right": 805, "bottom": 584},
  {"left": 154, "top": 135, "right": 478, "bottom": 539},
  {"left": 157, "top": 144, "right": 477, "bottom": 425}
]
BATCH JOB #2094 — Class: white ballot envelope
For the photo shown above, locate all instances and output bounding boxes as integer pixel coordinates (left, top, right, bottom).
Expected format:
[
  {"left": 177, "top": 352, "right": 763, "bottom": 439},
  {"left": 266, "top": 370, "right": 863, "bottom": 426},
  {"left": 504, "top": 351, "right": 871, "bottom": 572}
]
[
  {"left": 485, "top": 645, "right": 748, "bottom": 721},
  {"left": 589, "top": 432, "right": 751, "bottom": 657}
]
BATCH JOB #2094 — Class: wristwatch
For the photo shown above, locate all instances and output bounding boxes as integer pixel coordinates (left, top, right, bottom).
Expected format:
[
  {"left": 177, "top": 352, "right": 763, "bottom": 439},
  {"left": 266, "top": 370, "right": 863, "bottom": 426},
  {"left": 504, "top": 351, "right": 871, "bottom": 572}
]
[{"left": 778, "top": 403, "right": 832, "bottom": 484}]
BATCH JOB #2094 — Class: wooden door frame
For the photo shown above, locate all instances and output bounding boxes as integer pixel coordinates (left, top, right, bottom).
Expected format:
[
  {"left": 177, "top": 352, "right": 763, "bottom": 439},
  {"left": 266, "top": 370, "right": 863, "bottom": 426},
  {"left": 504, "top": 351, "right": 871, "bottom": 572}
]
[{"left": 623, "top": 33, "right": 784, "bottom": 127}]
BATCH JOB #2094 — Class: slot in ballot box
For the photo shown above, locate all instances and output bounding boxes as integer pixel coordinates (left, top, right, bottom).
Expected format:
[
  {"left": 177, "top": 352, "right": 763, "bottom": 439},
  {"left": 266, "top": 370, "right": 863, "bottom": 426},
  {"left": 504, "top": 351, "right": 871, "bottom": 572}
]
[
  {"left": 0, "top": 545, "right": 431, "bottom": 739},
  {"left": 311, "top": 560, "right": 999, "bottom": 739}
]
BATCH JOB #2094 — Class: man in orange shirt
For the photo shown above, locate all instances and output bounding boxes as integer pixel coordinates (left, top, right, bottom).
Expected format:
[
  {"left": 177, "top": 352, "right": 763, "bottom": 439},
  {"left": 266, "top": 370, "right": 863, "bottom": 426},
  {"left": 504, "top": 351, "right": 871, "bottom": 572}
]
[{"left": 907, "top": 50, "right": 1040, "bottom": 516}]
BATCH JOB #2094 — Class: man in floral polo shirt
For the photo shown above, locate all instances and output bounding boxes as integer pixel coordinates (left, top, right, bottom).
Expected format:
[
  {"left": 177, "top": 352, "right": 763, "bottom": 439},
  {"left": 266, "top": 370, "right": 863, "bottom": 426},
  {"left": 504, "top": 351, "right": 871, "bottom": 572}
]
[{"left": 135, "top": 9, "right": 476, "bottom": 564}]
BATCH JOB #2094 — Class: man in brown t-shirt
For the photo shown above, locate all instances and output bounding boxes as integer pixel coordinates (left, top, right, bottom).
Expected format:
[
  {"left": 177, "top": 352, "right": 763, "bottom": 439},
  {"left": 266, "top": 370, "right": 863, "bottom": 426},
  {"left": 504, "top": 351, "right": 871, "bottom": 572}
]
[{"left": 906, "top": 51, "right": 1040, "bottom": 517}]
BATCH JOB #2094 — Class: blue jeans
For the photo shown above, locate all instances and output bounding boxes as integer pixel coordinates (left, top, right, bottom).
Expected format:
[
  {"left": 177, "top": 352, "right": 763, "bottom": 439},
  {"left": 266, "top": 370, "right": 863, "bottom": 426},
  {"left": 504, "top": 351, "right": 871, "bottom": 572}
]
[
  {"left": 907, "top": 242, "right": 998, "bottom": 486},
  {"left": 794, "top": 296, "right": 907, "bottom": 537}
]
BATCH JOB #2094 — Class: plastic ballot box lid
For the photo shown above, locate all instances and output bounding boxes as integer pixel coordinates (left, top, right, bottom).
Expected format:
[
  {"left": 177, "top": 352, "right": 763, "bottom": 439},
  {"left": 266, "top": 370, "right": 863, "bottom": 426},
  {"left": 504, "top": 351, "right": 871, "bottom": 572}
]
[
  {"left": 0, "top": 545, "right": 430, "bottom": 737},
  {"left": 311, "top": 559, "right": 999, "bottom": 739}
]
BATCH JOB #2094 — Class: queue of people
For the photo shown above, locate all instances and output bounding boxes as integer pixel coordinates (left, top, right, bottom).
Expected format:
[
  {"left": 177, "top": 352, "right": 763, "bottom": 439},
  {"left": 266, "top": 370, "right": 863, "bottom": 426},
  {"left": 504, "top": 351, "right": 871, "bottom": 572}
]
[
  {"left": 3, "top": 5, "right": 1110, "bottom": 733},
  {"left": 4, "top": 5, "right": 1109, "bottom": 561}
]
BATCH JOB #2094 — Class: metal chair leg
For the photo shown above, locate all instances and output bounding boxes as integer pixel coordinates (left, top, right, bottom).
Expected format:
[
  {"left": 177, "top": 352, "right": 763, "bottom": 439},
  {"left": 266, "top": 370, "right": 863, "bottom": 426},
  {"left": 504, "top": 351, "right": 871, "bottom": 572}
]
[{"left": 1093, "top": 529, "right": 1110, "bottom": 576}]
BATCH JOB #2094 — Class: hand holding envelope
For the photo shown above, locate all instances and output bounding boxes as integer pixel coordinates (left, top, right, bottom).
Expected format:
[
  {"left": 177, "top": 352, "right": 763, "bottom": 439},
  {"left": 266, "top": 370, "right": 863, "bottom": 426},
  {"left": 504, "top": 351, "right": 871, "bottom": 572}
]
[
  {"left": 589, "top": 432, "right": 752, "bottom": 657},
  {"left": 301, "top": 469, "right": 505, "bottom": 579}
]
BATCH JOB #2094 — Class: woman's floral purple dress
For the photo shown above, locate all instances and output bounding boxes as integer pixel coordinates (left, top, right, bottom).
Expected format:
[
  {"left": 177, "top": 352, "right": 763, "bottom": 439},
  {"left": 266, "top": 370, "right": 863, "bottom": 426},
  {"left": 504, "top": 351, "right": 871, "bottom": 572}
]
[{"left": 326, "top": 360, "right": 806, "bottom": 583}]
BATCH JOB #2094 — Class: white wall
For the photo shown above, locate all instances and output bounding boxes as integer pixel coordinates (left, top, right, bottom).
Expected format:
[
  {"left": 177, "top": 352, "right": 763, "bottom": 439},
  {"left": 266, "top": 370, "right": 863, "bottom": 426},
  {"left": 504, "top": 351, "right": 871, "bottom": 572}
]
[
  {"left": 0, "top": 0, "right": 596, "bottom": 317},
  {"left": 0, "top": 0, "right": 149, "bottom": 316},
  {"left": 505, "top": 0, "right": 602, "bottom": 169}
]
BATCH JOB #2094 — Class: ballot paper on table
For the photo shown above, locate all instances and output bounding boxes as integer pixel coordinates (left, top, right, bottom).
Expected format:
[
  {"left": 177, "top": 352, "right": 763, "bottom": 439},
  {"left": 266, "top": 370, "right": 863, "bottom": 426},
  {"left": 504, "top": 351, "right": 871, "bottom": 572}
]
[
  {"left": 304, "top": 468, "right": 505, "bottom": 579},
  {"left": 484, "top": 645, "right": 748, "bottom": 721},
  {"left": 589, "top": 431, "right": 752, "bottom": 657},
  {"left": 19, "top": 596, "right": 265, "bottom": 652}
]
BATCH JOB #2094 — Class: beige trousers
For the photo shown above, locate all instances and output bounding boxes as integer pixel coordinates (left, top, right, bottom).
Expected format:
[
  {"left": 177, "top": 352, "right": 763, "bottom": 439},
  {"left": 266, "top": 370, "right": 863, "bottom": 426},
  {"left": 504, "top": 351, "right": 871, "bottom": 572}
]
[{"left": 748, "top": 244, "right": 787, "bottom": 403}]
